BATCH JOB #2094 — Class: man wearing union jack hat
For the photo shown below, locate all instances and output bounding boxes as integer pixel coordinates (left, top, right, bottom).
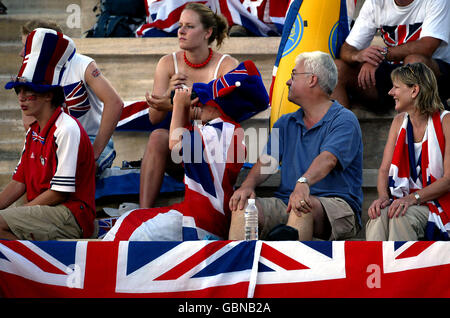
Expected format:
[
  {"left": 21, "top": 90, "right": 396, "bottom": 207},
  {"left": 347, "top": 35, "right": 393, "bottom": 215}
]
[{"left": 0, "top": 28, "right": 96, "bottom": 240}]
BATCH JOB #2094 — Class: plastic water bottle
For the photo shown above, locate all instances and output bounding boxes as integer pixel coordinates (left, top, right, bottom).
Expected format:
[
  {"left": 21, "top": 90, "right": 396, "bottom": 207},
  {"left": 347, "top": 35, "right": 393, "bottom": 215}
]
[{"left": 244, "top": 198, "right": 258, "bottom": 240}]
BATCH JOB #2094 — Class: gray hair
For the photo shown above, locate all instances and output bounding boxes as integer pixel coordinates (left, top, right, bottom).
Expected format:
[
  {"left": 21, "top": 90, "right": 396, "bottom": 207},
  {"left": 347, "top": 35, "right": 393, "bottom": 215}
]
[{"left": 295, "top": 51, "right": 338, "bottom": 95}]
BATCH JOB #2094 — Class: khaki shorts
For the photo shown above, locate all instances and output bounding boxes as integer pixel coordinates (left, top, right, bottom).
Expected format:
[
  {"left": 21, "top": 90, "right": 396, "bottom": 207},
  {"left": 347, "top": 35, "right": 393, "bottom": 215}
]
[
  {"left": 366, "top": 204, "right": 429, "bottom": 241},
  {"left": 257, "top": 196, "right": 358, "bottom": 240},
  {"left": 0, "top": 204, "right": 82, "bottom": 240}
]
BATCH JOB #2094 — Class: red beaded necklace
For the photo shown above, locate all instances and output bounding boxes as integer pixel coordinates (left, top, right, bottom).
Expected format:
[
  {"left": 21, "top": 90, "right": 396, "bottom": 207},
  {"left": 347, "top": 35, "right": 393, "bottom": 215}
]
[{"left": 184, "top": 48, "right": 213, "bottom": 68}]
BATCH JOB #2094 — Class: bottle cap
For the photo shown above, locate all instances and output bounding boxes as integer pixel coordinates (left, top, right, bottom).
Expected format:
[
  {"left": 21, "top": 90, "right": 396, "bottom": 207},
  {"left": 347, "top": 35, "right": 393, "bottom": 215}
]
[{"left": 248, "top": 198, "right": 255, "bottom": 204}]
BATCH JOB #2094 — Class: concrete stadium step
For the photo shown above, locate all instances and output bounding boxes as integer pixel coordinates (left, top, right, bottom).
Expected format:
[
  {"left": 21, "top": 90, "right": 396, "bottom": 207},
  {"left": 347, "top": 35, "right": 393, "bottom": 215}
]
[
  {"left": 0, "top": 12, "right": 82, "bottom": 41},
  {"left": 2, "top": 0, "right": 80, "bottom": 12},
  {"left": 0, "top": 42, "right": 22, "bottom": 75}
]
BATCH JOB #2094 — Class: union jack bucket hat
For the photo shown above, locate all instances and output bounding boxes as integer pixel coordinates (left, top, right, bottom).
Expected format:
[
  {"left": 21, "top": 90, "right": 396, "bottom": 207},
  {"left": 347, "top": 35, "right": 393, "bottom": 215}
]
[{"left": 192, "top": 60, "right": 269, "bottom": 122}]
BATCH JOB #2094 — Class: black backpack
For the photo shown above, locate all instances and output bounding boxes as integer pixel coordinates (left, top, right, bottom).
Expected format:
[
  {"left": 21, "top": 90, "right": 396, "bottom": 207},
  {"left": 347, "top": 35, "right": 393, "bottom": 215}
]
[{"left": 87, "top": 0, "right": 146, "bottom": 37}]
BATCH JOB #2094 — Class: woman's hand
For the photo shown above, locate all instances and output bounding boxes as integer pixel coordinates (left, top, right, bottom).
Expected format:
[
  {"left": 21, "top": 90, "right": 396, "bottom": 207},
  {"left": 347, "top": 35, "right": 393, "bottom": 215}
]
[
  {"left": 368, "top": 196, "right": 391, "bottom": 219},
  {"left": 388, "top": 196, "right": 415, "bottom": 218},
  {"left": 145, "top": 91, "right": 172, "bottom": 112},
  {"left": 169, "top": 73, "right": 188, "bottom": 91}
]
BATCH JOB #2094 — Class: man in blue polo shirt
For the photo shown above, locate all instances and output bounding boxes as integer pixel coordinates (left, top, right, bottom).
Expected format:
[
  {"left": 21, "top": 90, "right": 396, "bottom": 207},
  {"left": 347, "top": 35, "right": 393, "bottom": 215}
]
[{"left": 229, "top": 51, "right": 363, "bottom": 241}]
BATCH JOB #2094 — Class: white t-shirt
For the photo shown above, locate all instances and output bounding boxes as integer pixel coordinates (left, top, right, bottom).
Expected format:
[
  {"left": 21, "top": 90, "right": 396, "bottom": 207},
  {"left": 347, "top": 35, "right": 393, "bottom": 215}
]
[
  {"left": 345, "top": 0, "right": 450, "bottom": 63},
  {"left": 60, "top": 53, "right": 103, "bottom": 136}
]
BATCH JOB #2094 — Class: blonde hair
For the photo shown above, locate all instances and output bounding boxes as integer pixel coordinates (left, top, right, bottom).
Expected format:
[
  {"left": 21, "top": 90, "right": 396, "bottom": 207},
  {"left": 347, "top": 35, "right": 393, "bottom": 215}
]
[
  {"left": 184, "top": 3, "right": 229, "bottom": 48},
  {"left": 390, "top": 62, "right": 443, "bottom": 116}
]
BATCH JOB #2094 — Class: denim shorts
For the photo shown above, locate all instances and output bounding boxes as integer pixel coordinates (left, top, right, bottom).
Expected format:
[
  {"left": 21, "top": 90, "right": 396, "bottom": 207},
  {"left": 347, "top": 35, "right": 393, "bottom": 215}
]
[{"left": 89, "top": 135, "right": 116, "bottom": 176}]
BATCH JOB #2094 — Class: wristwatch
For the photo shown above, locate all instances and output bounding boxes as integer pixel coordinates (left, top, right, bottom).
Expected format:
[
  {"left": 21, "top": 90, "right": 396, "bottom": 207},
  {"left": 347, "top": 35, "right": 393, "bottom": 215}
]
[
  {"left": 414, "top": 192, "right": 421, "bottom": 205},
  {"left": 297, "top": 176, "right": 309, "bottom": 186}
]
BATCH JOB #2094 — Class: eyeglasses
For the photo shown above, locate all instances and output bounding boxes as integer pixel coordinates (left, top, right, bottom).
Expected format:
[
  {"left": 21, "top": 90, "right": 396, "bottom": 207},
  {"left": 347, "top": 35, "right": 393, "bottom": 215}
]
[{"left": 291, "top": 70, "right": 313, "bottom": 81}]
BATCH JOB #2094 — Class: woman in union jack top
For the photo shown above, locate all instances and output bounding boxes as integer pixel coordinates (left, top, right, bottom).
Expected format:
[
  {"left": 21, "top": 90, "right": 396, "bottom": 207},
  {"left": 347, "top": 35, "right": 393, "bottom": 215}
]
[{"left": 366, "top": 62, "right": 450, "bottom": 241}]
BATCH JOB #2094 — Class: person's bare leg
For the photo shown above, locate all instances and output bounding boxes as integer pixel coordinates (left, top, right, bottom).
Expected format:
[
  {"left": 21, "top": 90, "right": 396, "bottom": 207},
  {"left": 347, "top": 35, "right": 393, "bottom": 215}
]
[
  {"left": 332, "top": 59, "right": 380, "bottom": 108},
  {"left": 332, "top": 59, "right": 354, "bottom": 108},
  {"left": 139, "top": 129, "right": 170, "bottom": 208},
  {"left": 286, "top": 196, "right": 331, "bottom": 240},
  {"left": 228, "top": 200, "right": 264, "bottom": 240}
]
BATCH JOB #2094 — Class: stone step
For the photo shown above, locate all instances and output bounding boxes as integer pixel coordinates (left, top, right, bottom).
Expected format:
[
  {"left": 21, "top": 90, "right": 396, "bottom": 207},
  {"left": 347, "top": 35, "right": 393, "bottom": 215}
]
[
  {"left": 0, "top": 42, "right": 22, "bottom": 75},
  {"left": 2, "top": 0, "right": 81, "bottom": 12},
  {"left": 0, "top": 12, "right": 82, "bottom": 42},
  {"left": 0, "top": 172, "right": 12, "bottom": 190},
  {"left": 0, "top": 104, "right": 22, "bottom": 121}
]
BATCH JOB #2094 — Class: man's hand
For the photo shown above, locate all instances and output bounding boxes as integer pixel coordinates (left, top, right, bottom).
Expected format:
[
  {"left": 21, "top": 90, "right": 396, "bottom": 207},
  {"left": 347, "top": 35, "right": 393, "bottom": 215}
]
[
  {"left": 354, "top": 45, "right": 385, "bottom": 66},
  {"left": 358, "top": 62, "right": 379, "bottom": 89},
  {"left": 287, "top": 182, "right": 312, "bottom": 217}
]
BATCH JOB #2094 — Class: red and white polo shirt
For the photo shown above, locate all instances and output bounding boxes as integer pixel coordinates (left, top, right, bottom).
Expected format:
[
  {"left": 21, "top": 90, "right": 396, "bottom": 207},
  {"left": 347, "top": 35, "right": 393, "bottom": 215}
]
[{"left": 13, "top": 107, "right": 96, "bottom": 238}]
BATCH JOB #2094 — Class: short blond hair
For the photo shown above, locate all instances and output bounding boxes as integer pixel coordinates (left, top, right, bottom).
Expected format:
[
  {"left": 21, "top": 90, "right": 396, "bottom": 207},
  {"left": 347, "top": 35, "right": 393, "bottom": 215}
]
[{"left": 391, "top": 62, "right": 444, "bottom": 116}]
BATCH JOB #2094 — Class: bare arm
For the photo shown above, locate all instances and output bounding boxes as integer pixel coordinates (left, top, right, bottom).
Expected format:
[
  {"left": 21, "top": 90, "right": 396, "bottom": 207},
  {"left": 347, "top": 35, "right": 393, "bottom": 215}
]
[
  {"left": 84, "top": 61, "right": 124, "bottom": 161},
  {"left": 288, "top": 151, "right": 338, "bottom": 215},
  {"left": 340, "top": 41, "right": 385, "bottom": 67},
  {"left": 147, "top": 55, "right": 177, "bottom": 125},
  {"left": 168, "top": 87, "right": 192, "bottom": 151},
  {"left": 25, "top": 189, "right": 69, "bottom": 207},
  {"left": 387, "top": 37, "right": 441, "bottom": 62},
  {"left": 0, "top": 180, "right": 26, "bottom": 210},
  {"left": 368, "top": 114, "right": 404, "bottom": 219},
  {"left": 397, "top": 114, "right": 450, "bottom": 205}
]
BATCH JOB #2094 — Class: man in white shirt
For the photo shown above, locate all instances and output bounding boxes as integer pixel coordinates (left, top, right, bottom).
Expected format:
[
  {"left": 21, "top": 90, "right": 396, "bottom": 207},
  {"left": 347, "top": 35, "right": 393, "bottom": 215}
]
[{"left": 332, "top": 0, "right": 450, "bottom": 112}]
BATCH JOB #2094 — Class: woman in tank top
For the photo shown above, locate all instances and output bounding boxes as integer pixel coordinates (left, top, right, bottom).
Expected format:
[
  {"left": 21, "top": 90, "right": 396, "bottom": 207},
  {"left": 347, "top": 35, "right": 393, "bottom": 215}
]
[{"left": 140, "top": 3, "right": 239, "bottom": 208}]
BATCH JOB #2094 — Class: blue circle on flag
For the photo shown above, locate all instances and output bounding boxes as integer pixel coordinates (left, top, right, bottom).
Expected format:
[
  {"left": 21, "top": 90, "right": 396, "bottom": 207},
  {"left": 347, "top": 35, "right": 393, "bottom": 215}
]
[
  {"left": 328, "top": 22, "right": 339, "bottom": 59},
  {"left": 282, "top": 14, "right": 304, "bottom": 58}
]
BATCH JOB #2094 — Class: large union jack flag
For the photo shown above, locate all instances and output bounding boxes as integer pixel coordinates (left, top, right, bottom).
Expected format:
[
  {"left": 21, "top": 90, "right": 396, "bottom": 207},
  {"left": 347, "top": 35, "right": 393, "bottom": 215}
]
[{"left": 1, "top": 240, "right": 449, "bottom": 298}]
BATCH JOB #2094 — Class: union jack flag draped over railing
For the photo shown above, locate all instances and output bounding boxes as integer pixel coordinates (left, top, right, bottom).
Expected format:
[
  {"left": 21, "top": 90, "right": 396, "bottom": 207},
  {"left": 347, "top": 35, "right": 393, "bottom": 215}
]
[
  {"left": 389, "top": 111, "right": 450, "bottom": 240},
  {"left": 1, "top": 240, "right": 449, "bottom": 298},
  {"left": 136, "top": 0, "right": 290, "bottom": 37}
]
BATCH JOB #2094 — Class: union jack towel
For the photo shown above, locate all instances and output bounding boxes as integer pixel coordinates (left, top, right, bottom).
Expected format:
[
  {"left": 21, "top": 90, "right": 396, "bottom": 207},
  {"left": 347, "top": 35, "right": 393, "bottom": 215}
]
[{"left": 389, "top": 111, "right": 450, "bottom": 240}]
